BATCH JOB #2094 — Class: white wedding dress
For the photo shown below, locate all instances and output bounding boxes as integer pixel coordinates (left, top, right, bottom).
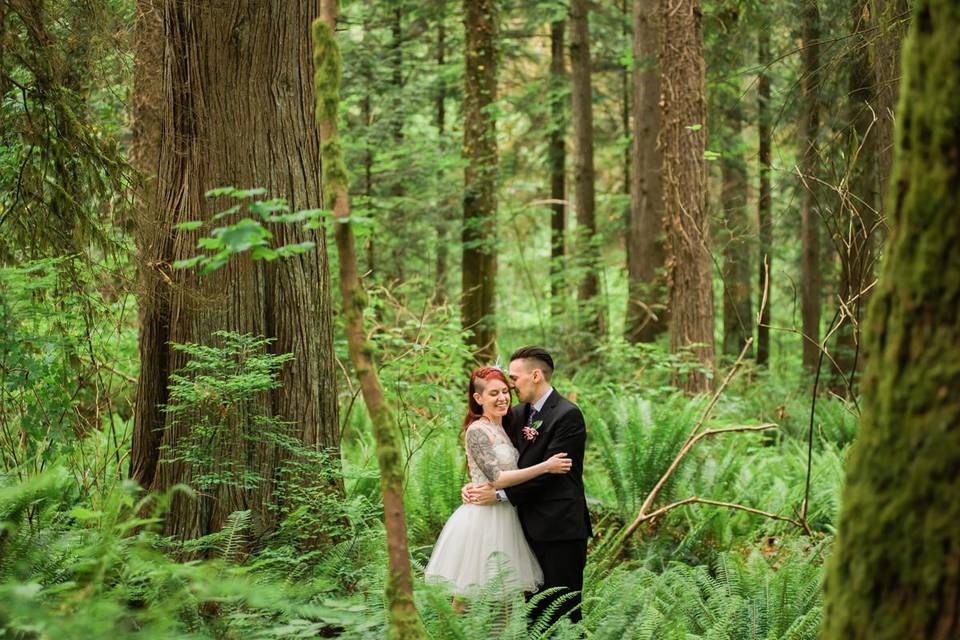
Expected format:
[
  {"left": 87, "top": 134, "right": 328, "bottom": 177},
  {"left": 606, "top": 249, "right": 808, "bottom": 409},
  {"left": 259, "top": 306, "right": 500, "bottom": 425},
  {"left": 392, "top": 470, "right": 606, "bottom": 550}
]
[{"left": 424, "top": 419, "right": 544, "bottom": 596}]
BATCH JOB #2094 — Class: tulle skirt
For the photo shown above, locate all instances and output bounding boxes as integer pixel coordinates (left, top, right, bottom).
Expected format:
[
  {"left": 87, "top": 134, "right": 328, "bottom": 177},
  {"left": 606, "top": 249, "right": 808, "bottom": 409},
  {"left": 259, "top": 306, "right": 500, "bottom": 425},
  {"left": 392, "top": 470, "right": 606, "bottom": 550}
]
[{"left": 424, "top": 502, "right": 543, "bottom": 597}]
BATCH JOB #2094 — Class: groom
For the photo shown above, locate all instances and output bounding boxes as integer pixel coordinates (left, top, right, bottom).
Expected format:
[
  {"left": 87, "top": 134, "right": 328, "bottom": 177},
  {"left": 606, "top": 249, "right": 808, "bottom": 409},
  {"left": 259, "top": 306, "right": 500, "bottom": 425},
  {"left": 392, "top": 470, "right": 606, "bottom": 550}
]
[{"left": 464, "top": 346, "right": 592, "bottom": 625}]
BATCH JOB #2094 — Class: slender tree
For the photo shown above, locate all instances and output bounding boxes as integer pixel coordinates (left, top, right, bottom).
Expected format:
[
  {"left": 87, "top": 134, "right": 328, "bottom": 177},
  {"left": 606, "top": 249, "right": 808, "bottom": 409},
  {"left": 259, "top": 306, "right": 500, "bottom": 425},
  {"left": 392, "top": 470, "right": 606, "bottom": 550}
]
[
  {"left": 799, "top": 0, "right": 822, "bottom": 371},
  {"left": 131, "top": 0, "right": 340, "bottom": 540},
  {"left": 549, "top": 18, "right": 567, "bottom": 318},
  {"left": 313, "top": 6, "right": 427, "bottom": 637},
  {"left": 625, "top": 0, "right": 668, "bottom": 343},
  {"left": 718, "top": 7, "right": 753, "bottom": 358},
  {"left": 832, "top": 0, "right": 879, "bottom": 395},
  {"left": 658, "top": 0, "right": 714, "bottom": 392},
  {"left": 869, "top": 0, "right": 909, "bottom": 205},
  {"left": 757, "top": 28, "right": 773, "bottom": 366},
  {"left": 461, "top": 0, "right": 498, "bottom": 362},
  {"left": 821, "top": 3, "right": 960, "bottom": 637},
  {"left": 433, "top": 6, "right": 450, "bottom": 305},
  {"left": 570, "top": 0, "right": 604, "bottom": 340}
]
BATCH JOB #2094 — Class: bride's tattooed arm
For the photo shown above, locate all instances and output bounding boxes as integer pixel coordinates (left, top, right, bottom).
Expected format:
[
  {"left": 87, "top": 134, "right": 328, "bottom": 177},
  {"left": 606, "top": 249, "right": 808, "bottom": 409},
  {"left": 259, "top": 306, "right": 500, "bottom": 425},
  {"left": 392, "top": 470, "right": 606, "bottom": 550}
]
[{"left": 466, "top": 427, "right": 501, "bottom": 482}]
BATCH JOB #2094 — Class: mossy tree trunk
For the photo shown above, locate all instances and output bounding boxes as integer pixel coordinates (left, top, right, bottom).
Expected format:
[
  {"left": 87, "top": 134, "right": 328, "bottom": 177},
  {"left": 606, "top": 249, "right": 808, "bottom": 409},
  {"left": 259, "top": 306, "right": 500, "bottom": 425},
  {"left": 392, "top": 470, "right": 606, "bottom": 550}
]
[
  {"left": 313, "top": 6, "right": 427, "bottom": 638},
  {"left": 461, "top": 0, "right": 498, "bottom": 362},
  {"left": 625, "top": 0, "right": 669, "bottom": 343},
  {"left": 132, "top": 0, "right": 340, "bottom": 541},
  {"left": 658, "top": 0, "right": 715, "bottom": 393},
  {"left": 820, "top": 3, "right": 960, "bottom": 638}
]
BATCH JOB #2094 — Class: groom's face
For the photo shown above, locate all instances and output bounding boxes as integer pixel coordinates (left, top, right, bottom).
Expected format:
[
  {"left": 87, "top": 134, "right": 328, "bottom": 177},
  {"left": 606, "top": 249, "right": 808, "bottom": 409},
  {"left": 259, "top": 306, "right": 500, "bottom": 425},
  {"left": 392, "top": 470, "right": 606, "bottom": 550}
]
[{"left": 508, "top": 359, "right": 537, "bottom": 404}]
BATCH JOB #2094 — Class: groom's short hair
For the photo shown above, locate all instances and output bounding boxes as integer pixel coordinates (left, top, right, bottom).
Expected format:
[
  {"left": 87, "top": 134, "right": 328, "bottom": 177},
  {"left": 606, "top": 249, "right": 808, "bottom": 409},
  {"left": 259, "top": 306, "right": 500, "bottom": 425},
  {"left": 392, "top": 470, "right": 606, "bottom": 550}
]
[{"left": 510, "top": 346, "right": 554, "bottom": 380}]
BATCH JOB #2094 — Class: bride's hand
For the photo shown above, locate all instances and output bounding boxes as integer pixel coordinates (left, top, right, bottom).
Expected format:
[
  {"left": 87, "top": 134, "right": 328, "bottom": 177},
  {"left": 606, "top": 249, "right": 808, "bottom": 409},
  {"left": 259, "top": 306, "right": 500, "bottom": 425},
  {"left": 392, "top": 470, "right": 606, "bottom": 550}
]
[{"left": 544, "top": 452, "right": 572, "bottom": 474}]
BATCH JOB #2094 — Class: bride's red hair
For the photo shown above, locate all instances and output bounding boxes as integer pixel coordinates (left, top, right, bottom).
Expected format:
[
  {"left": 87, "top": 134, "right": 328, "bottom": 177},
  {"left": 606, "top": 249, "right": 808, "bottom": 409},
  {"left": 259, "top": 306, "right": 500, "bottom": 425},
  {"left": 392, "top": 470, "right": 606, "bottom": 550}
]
[{"left": 463, "top": 367, "right": 517, "bottom": 447}]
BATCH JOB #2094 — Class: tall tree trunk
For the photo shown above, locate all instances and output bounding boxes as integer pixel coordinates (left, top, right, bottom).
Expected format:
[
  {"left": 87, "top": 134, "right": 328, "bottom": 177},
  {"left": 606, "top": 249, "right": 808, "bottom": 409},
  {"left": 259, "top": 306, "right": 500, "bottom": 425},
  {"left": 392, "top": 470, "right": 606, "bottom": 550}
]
[
  {"left": 313, "top": 8, "right": 427, "bottom": 638},
  {"left": 718, "top": 8, "right": 753, "bottom": 358},
  {"left": 130, "top": 0, "right": 165, "bottom": 489},
  {"left": 821, "top": 3, "right": 960, "bottom": 638},
  {"left": 720, "top": 117, "right": 752, "bottom": 356},
  {"left": 626, "top": 0, "right": 668, "bottom": 343},
  {"left": 570, "top": 0, "right": 604, "bottom": 341},
  {"left": 757, "top": 29, "right": 772, "bottom": 366},
  {"left": 869, "top": 0, "right": 909, "bottom": 208},
  {"left": 461, "top": 0, "right": 498, "bottom": 362},
  {"left": 433, "top": 11, "right": 449, "bottom": 305},
  {"left": 800, "top": 0, "right": 822, "bottom": 371},
  {"left": 132, "top": 0, "right": 340, "bottom": 541},
  {"left": 387, "top": 5, "right": 406, "bottom": 286},
  {"left": 549, "top": 18, "right": 567, "bottom": 319},
  {"left": 832, "top": 0, "right": 879, "bottom": 395},
  {"left": 658, "top": 0, "right": 714, "bottom": 392}
]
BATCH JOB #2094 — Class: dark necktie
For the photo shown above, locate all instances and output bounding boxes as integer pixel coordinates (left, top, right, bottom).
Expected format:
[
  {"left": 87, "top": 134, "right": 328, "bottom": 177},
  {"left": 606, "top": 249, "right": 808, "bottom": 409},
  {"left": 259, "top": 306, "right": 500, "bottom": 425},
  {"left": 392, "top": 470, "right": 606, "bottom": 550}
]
[{"left": 526, "top": 407, "right": 539, "bottom": 427}]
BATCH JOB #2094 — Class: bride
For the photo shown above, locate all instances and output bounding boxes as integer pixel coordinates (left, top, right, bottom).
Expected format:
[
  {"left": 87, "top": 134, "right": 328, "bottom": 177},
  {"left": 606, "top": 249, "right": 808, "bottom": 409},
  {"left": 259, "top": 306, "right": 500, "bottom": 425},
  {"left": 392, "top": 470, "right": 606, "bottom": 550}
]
[{"left": 424, "top": 366, "right": 572, "bottom": 602}]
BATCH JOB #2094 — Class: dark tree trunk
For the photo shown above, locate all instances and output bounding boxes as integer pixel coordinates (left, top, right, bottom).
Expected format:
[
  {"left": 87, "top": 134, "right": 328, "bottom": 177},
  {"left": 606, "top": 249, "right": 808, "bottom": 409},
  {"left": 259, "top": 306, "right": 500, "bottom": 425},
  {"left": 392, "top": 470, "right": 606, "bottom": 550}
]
[
  {"left": 718, "top": 8, "right": 752, "bottom": 358},
  {"left": 870, "top": 0, "right": 909, "bottom": 206},
  {"left": 832, "top": 0, "right": 879, "bottom": 396},
  {"left": 800, "top": 0, "right": 822, "bottom": 372},
  {"left": 821, "top": 4, "right": 960, "bottom": 638},
  {"left": 625, "top": 0, "right": 669, "bottom": 343},
  {"left": 132, "top": 0, "right": 340, "bottom": 541},
  {"left": 570, "top": 0, "right": 604, "bottom": 341},
  {"left": 658, "top": 0, "right": 714, "bottom": 393},
  {"left": 130, "top": 0, "right": 166, "bottom": 489},
  {"left": 461, "top": 0, "right": 498, "bottom": 361},
  {"left": 757, "top": 29, "right": 772, "bottom": 366},
  {"left": 720, "top": 115, "right": 752, "bottom": 357},
  {"left": 549, "top": 18, "right": 567, "bottom": 318},
  {"left": 433, "top": 12, "right": 449, "bottom": 305}
]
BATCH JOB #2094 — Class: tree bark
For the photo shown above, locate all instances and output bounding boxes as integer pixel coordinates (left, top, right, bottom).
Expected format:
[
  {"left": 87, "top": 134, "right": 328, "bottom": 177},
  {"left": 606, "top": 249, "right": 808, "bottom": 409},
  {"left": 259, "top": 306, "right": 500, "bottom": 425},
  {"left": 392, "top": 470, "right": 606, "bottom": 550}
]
[
  {"left": 718, "top": 8, "right": 752, "bottom": 358},
  {"left": 821, "top": 4, "right": 960, "bottom": 637},
  {"left": 720, "top": 116, "right": 752, "bottom": 357},
  {"left": 130, "top": 0, "right": 165, "bottom": 490},
  {"left": 132, "top": 0, "right": 340, "bottom": 541},
  {"left": 433, "top": 11, "right": 449, "bottom": 305},
  {"left": 832, "top": 0, "right": 879, "bottom": 395},
  {"left": 570, "top": 0, "right": 605, "bottom": 341},
  {"left": 800, "top": 0, "right": 822, "bottom": 371},
  {"left": 549, "top": 18, "right": 567, "bottom": 319},
  {"left": 461, "top": 0, "right": 498, "bottom": 362},
  {"left": 869, "top": 0, "right": 909, "bottom": 208},
  {"left": 658, "top": 0, "right": 714, "bottom": 393},
  {"left": 625, "top": 0, "right": 668, "bottom": 343},
  {"left": 313, "top": 7, "right": 427, "bottom": 638},
  {"left": 757, "top": 29, "right": 772, "bottom": 366}
]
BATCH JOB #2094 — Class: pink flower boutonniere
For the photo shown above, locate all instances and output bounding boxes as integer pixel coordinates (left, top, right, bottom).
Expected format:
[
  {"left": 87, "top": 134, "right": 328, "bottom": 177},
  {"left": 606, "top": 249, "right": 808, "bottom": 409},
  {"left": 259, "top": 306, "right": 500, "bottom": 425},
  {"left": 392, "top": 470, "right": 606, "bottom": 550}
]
[{"left": 522, "top": 419, "right": 543, "bottom": 441}]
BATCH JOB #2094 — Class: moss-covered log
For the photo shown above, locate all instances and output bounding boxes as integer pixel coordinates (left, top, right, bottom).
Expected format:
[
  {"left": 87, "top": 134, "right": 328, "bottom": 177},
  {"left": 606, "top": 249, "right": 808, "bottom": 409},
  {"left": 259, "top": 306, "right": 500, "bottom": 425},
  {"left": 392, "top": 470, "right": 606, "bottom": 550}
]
[{"left": 820, "top": 2, "right": 960, "bottom": 638}]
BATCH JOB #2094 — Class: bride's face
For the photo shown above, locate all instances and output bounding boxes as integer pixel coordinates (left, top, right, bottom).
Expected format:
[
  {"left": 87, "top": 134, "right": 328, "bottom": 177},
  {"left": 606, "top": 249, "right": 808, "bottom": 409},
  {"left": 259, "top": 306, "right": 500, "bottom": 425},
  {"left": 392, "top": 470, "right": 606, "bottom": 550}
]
[{"left": 474, "top": 378, "right": 511, "bottom": 418}]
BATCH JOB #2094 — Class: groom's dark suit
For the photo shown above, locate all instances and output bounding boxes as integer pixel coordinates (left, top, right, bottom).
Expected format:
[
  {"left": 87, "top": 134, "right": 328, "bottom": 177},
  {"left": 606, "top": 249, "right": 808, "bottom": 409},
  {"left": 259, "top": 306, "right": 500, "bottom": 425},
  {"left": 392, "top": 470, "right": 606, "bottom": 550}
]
[{"left": 504, "top": 389, "right": 591, "bottom": 624}]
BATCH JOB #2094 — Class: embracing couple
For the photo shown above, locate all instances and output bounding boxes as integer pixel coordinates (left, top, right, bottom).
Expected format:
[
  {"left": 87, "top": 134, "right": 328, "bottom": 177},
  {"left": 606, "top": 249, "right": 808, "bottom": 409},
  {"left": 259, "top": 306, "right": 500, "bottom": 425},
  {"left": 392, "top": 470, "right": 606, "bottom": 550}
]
[{"left": 424, "top": 346, "right": 592, "bottom": 626}]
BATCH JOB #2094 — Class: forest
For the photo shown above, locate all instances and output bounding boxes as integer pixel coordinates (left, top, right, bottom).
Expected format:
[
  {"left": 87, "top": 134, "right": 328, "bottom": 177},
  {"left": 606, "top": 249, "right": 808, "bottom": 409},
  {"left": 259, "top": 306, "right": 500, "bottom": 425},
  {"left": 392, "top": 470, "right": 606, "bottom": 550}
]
[{"left": 0, "top": 0, "right": 956, "bottom": 638}]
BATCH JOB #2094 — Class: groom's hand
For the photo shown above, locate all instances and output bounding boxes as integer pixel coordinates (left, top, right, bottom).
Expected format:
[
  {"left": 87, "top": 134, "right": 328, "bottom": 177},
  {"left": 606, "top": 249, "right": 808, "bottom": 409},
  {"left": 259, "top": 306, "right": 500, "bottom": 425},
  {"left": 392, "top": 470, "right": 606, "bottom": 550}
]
[{"left": 464, "top": 482, "right": 496, "bottom": 506}]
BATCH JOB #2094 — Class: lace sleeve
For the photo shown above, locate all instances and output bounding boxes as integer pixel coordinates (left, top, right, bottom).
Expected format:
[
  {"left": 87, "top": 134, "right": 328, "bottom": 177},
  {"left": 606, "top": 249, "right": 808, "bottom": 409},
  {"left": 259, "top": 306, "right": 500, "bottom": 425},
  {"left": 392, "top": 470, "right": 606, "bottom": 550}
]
[{"left": 466, "top": 424, "right": 501, "bottom": 482}]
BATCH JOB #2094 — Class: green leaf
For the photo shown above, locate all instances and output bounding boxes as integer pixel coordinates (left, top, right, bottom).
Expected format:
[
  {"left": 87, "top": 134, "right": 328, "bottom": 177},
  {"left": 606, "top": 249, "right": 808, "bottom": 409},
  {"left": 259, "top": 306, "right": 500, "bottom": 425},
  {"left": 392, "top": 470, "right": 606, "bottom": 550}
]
[
  {"left": 685, "top": 123, "right": 703, "bottom": 131},
  {"left": 174, "top": 220, "right": 204, "bottom": 231},
  {"left": 173, "top": 255, "right": 204, "bottom": 270}
]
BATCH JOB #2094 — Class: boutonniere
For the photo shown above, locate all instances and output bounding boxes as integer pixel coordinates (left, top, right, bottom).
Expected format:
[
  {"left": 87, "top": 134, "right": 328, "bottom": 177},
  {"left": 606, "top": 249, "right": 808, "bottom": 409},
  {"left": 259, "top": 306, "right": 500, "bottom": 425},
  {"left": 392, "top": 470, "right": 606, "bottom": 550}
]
[{"left": 522, "top": 419, "right": 543, "bottom": 441}]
